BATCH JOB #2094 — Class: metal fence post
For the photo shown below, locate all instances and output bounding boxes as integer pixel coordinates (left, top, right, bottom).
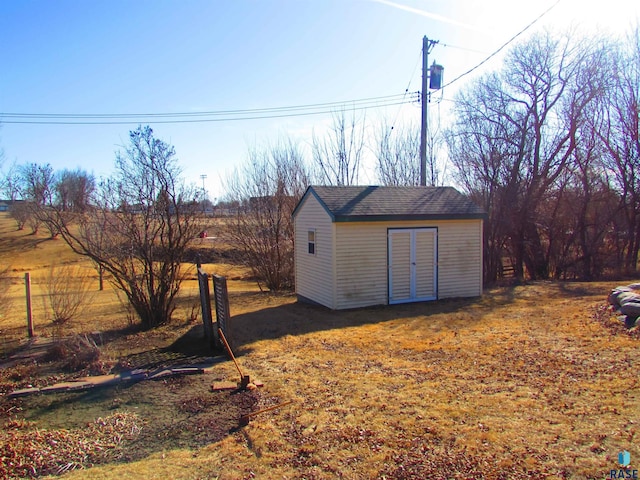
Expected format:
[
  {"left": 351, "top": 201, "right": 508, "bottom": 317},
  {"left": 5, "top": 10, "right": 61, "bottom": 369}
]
[{"left": 25, "top": 272, "right": 34, "bottom": 338}]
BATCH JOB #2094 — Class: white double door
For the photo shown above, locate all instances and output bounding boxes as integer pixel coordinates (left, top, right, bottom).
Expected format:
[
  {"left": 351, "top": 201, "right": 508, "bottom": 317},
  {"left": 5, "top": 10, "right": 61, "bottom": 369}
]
[{"left": 388, "top": 228, "right": 437, "bottom": 304}]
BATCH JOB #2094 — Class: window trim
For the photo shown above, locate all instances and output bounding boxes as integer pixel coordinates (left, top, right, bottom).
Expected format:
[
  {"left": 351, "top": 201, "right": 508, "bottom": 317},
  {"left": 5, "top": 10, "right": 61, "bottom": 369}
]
[{"left": 308, "top": 229, "right": 316, "bottom": 255}]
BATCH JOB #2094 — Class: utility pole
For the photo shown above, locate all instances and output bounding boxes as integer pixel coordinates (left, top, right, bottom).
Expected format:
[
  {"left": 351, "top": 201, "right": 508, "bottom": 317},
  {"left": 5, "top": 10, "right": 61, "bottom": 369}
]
[
  {"left": 420, "top": 36, "right": 440, "bottom": 187},
  {"left": 200, "top": 174, "right": 207, "bottom": 214},
  {"left": 200, "top": 174, "right": 207, "bottom": 195}
]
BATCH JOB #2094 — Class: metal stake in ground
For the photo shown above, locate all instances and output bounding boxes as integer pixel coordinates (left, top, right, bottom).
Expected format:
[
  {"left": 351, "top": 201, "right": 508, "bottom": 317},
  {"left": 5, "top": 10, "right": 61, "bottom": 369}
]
[
  {"left": 239, "top": 400, "right": 294, "bottom": 427},
  {"left": 218, "top": 327, "right": 250, "bottom": 389}
]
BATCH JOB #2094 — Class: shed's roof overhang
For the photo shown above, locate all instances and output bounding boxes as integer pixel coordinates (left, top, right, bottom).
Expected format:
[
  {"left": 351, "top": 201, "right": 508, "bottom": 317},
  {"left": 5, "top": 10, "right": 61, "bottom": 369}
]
[{"left": 293, "top": 185, "right": 487, "bottom": 222}]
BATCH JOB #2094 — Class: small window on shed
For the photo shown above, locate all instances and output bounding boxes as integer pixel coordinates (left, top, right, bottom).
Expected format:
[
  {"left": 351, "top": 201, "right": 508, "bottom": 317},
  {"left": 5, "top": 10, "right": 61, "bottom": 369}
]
[{"left": 308, "top": 230, "right": 316, "bottom": 255}]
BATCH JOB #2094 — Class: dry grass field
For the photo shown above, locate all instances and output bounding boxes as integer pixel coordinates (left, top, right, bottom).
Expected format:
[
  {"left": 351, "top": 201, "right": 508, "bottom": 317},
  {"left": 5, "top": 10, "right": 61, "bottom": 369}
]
[{"left": 0, "top": 212, "right": 639, "bottom": 479}]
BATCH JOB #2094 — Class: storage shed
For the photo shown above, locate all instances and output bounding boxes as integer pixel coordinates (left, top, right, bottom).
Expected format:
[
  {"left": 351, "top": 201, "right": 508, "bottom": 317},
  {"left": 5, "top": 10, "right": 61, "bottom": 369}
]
[{"left": 292, "top": 185, "right": 485, "bottom": 310}]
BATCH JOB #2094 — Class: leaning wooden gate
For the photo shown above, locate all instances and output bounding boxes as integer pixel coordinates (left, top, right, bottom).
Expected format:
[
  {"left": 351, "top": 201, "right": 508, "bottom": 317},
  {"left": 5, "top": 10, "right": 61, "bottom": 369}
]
[
  {"left": 197, "top": 262, "right": 231, "bottom": 351},
  {"left": 212, "top": 274, "right": 230, "bottom": 343}
]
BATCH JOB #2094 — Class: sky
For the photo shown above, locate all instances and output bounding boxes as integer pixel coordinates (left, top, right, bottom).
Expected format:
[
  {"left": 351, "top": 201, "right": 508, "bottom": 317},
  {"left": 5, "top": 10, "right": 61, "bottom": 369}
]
[{"left": 0, "top": 0, "right": 638, "bottom": 200}]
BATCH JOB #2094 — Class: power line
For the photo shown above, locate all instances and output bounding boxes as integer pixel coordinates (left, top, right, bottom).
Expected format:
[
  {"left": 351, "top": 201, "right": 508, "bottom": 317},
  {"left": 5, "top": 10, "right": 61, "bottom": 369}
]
[
  {"left": 389, "top": 49, "right": 423, "bottom": 133},
  {"left": 1, "top": 92, "right": 408, "bottom": 118},
  {"left": 1, "top": 100, "right": 416, "bottom": 125},
  {"left": 440, "top": 43, "right": 489, "bottom": 55},
  {"left": 440, "top": 0, "right": 562, "bottom": 90},
  {"left": 0, "top": 93, "right": 418, "bottom": 125},
  {"left": 4, "top": 105, "right": 409, "bottom": 125}
]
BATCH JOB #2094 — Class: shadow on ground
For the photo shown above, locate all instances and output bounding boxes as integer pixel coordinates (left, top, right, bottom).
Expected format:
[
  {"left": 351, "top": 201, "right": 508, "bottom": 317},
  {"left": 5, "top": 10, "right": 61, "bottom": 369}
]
[
  {"left": 8, "top": 279, "right": 600, "bottom": 370},
  {"left": 147, "top": 279, "right": 568, "bottom": 360},
  {"left": 0, "top": 231, "right": 51, "bottom": 255},
  {"left": 226, "top": 295, "right": 486, "bottom": 356},
  {"left": 116, "top": 293, "right": 495, "bottom": 364},
  {"left": 120, "top": 326, "right": 220, "bottom": 371},
  {"left": 204, "top": 280, "right": 610, "bottom": 356}
]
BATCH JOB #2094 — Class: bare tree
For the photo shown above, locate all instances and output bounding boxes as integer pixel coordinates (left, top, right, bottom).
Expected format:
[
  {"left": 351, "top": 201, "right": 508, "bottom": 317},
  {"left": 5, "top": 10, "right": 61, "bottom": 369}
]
[
  {"left": 2, "top": 162, "right": 29, "bottom": 230},
  {"left": 571, "top": 104, "right": 621, "bottom": 279},
  {"left": 538, "top": 130, "right": 617, "bottom": 281},
  {"left": 43, "top": 168, "right": 93, "bottom": 241},
  {"left": 447, "top": 71, "right": 521, "bottom": 281},
  {"left": 312, "top": 109, "right": 366, "bottom": 186},
  {"left": 374, "top": 120, "right": 420, "bottom": 186},
  {"left": 46, "top": 126, "right": 203, "bottom": 329},
  {"left": 2, "top": 162, "right": 22, "bottom": 203},
  {"left": 447, "top": 30, "right": 606, "bottom": 281},
  {"left": 224, "top": 138, "right": 310, "bottom": 291},
  {"left": 44, "top": 263, "right": 94, "bottom": 325},
  {"left": 19, "top": 162, "right": 55, "bottom": 206},
  {"left": 55, "top": 169, "right": 95, "bottom": 213},
  {"left": 596, "top": 28, "right": 640, "bottom": 274},
  {"left": 426, "top": 104, "right": 447, "bottom": 187},
  {"left": 17, "top": 162, "right": 56, "bottom": 236},
  {"left": 9, "top": 201, "right": 30, "bottom": 230},
  {"left": 2, "top": 162, "right": 43, "bottom": 232},
  {"left": 26, "top": 205, "right": 42, "bottom": 234}
]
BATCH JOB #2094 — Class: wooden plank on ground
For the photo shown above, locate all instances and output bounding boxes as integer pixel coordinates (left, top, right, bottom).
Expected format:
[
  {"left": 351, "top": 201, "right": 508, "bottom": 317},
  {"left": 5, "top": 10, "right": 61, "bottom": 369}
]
[{"left": 211, "top": 381, "right": 237, "bottom": 391}]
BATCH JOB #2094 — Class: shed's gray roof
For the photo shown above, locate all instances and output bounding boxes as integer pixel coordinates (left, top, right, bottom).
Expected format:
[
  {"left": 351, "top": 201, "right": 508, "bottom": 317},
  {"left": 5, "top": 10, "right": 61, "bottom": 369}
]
[{"left": 293, "top": 185, "right": 485, "bottom": 222}]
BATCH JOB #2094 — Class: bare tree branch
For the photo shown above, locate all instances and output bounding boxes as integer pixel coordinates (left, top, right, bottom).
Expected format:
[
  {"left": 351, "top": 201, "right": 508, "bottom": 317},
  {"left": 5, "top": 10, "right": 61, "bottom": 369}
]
[
  {"left": 44, "top": 126, "right": 203, "bottom": 329},
  {"left": 224, "top": 138, "right": 310, "bottom": 291},
  {"left": 312, "top": 109, "right": 366, "bottom": 186}
]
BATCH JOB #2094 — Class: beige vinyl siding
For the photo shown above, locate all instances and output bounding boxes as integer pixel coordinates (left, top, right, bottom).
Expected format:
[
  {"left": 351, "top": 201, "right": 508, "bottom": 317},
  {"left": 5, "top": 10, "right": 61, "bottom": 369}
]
[
  {"left": 438, "top": 220, "right": 483, "bottom": 298},
  {"left": 294, "top": 194, "right": 335, "bottom": 308},
  {"left": 333, "top": 219, "right": 482, "bottom": 309},
  {"left": 334, "top": 223, "right": 389, "bottom": 309}
]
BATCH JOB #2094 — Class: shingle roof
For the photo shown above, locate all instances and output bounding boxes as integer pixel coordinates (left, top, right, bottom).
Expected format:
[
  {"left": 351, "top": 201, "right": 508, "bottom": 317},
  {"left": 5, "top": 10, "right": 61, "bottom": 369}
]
[{"left": 294, "top": 185, "right": 485, "bottom": 222}]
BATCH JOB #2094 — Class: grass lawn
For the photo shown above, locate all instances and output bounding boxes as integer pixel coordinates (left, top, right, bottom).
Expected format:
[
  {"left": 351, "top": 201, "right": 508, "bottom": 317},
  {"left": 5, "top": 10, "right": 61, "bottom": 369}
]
[{"left": 0, "top": 213, "right": 638, "bottom": 479}]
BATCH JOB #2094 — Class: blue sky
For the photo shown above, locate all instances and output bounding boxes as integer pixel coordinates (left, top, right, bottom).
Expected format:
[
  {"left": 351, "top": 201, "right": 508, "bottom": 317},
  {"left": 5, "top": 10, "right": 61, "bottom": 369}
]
[{"left": 1, "top": 0, "right": 637, "bottom": 199}]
